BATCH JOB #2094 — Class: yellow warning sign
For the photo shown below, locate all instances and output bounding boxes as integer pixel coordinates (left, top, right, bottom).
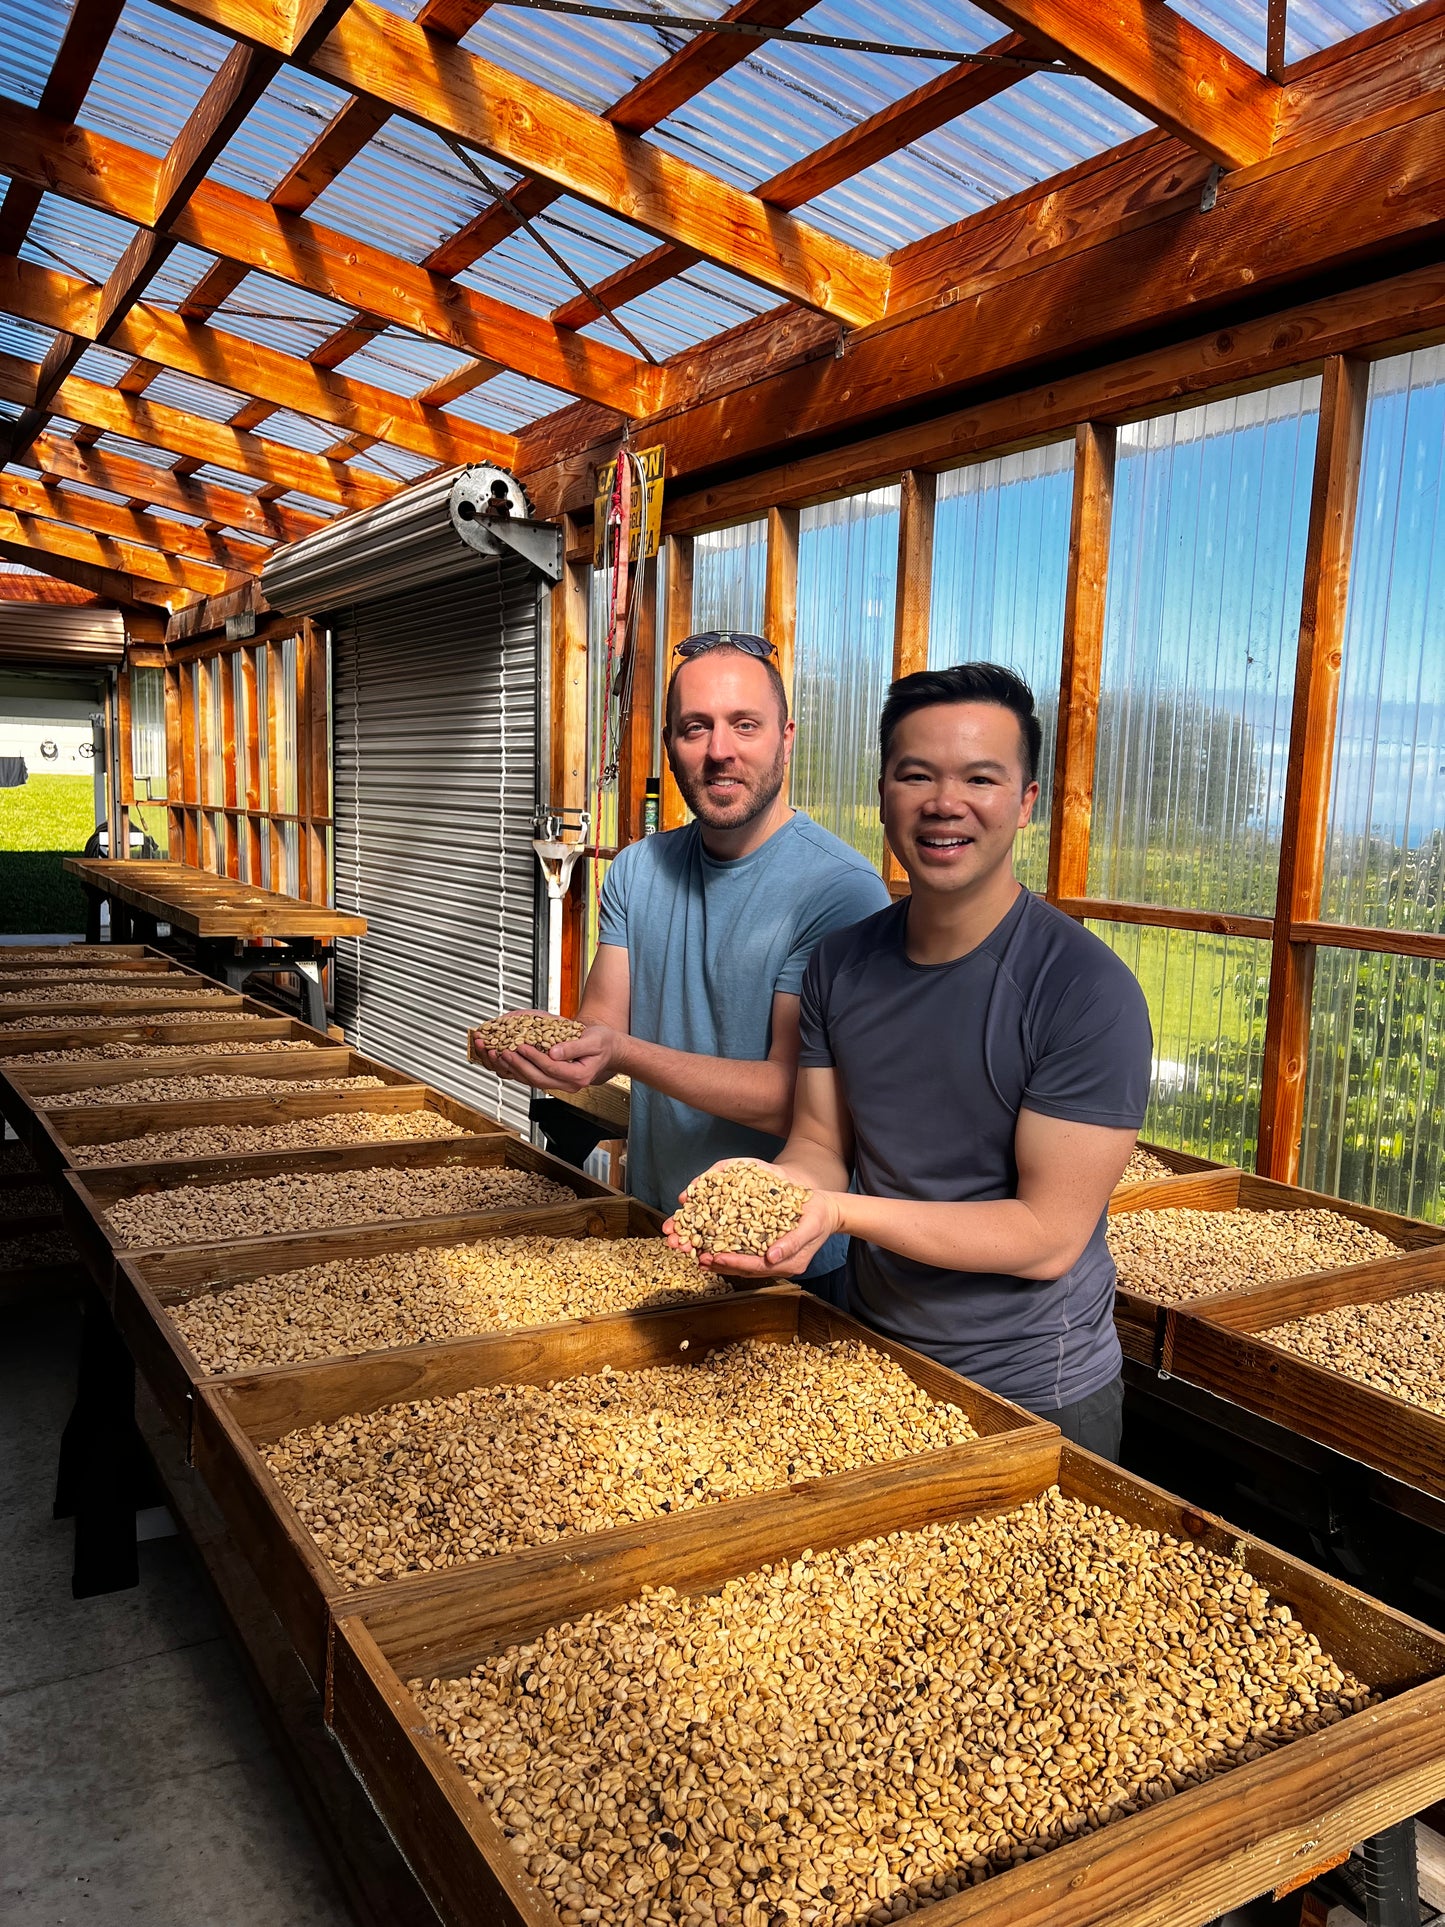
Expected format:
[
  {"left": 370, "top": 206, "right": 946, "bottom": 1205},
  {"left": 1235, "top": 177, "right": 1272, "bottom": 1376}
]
[{"left": 593, "top": 445, "right": 665, "bottom": 567}]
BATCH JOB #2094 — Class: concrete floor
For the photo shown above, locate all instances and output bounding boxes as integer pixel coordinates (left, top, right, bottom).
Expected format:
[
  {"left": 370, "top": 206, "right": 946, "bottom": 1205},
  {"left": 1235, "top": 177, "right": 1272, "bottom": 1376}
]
[{"left": 0, "top": 1287, "right": 354, "bottom": 1927}]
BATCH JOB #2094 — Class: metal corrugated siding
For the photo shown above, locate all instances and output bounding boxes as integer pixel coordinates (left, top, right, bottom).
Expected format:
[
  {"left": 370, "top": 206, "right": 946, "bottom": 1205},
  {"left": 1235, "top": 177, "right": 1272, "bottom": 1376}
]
[{"left": 331, "top": 558, "right": 541, "bottom": 1133}]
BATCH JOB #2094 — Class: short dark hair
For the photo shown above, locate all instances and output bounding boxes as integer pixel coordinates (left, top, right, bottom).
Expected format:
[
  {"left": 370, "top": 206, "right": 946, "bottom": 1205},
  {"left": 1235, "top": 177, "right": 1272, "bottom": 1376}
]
[
  {"left": 879, "top": 662, "right": 1041, "bottom": 785},
  {"left": 665, "top": 642, "right": 790, "bottom": 734}
]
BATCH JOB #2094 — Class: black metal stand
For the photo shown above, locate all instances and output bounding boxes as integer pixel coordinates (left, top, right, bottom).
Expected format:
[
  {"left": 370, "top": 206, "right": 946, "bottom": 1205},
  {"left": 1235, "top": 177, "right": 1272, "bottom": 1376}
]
[
  {"left": 55, "top": 1284, "right": 157, "bottom": 1597},
  {"left": 529, "top": 1094, "right": 613, "bottom": 1172},
  {"left": 194, "top": 937, "right": 332, "bottom": 1034},
  {"left": 1362, "top": 1820, "right": 1421, "bottom": 1926}
]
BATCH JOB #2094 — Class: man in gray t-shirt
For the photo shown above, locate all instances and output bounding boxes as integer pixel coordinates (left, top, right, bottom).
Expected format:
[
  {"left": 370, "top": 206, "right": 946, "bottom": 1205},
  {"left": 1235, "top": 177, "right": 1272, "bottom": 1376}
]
[
  {"left": 668, "top": 663, "right": 1152, "bottom": 1458},
  {"left": 476, "top": 634, "right": 887, "bottom": 1285}
]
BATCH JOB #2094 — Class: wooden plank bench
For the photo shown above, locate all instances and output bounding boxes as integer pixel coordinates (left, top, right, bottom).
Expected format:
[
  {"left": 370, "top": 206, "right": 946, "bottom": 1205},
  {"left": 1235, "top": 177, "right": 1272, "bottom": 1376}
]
[{"left": 64, "top": 858, "right": 367, "bottom": 1032}]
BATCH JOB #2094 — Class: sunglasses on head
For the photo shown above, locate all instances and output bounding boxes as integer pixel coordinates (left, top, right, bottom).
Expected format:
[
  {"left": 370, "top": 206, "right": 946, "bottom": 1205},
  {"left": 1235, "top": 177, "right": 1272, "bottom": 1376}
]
[{"left": 674, "top": 631, "right": 778, "bottom": 661}]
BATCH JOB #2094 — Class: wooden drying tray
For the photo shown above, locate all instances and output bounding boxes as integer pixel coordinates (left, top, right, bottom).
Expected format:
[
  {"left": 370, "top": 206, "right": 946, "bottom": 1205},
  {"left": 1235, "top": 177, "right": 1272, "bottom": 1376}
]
[
  {"left": 0, "top": 948, "right": 176, "bottom": 974},
  {"left": 114, "top": 1192, "right": 663, "bottom": 1448},
  {"left": 0, "top": 1013, "right": 330, "bottom": 1072},
  {"left": 0, "top": 943, "right": 152, "bottom": 964},
  {"left": 0, "top": 979, "right": 247, "bottom": 1025},
  {"left": 61, "top": 1132, "right": 620, "bottom": 1303},
  {"left": 33, "top": 1077, "right": 505, "bottom": 1174},
  {"left": 1111, "top": 1138, "right": 1239, "bottom": 1207},
  {"left": 64, "top": 858, "right": 367, "bottom": 941},
  {"left": 0, "top": 1041, "right": 408, "bottom": 1166},
  {"left": 331, "top": 1434, "right": 1445, "bottom": 1927},
  {"left": 192, "top": 1287, "right": 1048, "bottom": 1688},
  {"left": 1164, "top": 1263, "right": 1445, "bottom": 1504},
  {"left": 1107, "top": 1169, "right": 1445, "bottom": 1369}
]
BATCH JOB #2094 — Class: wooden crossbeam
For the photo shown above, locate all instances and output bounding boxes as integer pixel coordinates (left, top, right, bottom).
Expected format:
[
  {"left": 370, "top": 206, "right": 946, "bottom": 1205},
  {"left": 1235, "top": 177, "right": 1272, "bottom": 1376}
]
[
  {"left": 26, "top": 433, "right": 328, "bottom": 543},
  {"left": 519, "top": 87, "right": 1445, "bottom": 514},
  {"left": 549, "top": 33, "right": 1038, "bottom": 330},
  {"left": 0, "top": 353, "right": 395, "bottom": 509},
  {"left": 0, "top": 473, "right": 269, "bottom": 575},
  {"left": 152, "top": 0, "right": 889, "bottom": 324},
  {"left": 0, "top": 256, "right": 519, "bottom": 467},
  {"left": 0, "top": 0, "right": 127, "bottom": 257},
  {"left": 0, "top": 99, "right": 655, "bottom": 415},
  {"left": 0, "top": 506, "right": 240, "bottom": 596},
  {"left": 0, "top": 535, "right": 181, "bottom": 611},
  {"left": 968, "top": 0, "right": 1279, "bottom": 167}
]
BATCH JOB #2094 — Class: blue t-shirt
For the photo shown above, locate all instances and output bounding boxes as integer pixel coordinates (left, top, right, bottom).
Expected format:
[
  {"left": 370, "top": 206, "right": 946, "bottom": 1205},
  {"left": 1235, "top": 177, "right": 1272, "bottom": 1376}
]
[
  {"left": 598, "top": 812, "right": 890, "bottom": 1271},
  {"left": 798, "top": 890, "right": 1152, "bottom": 1408}
]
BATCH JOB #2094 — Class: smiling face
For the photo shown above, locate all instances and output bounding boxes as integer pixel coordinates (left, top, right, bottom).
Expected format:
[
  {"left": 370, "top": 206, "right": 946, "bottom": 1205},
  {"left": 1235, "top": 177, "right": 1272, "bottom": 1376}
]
[
  {"left": 880, "top": 700, "right": 1039, "bottom": 896},
  {"left": 665, "top": 651, "right": 794, "bottom": 832}
]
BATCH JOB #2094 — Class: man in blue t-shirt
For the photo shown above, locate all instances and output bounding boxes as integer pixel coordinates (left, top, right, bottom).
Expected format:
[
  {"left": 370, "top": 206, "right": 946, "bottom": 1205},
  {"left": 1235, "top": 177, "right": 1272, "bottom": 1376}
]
[
  {"left": 475, "top": 631, "right": 888, "bottom": 1294},
  {"left": 667, "top": 663, "right": 1153, "bottom": 1458}
]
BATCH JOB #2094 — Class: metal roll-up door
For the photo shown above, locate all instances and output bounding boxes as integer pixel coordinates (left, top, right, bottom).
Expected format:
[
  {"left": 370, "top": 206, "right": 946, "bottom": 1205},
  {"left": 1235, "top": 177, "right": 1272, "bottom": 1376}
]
[{"left": 331, "top": 555, "right": 541, "bottom": 1132}]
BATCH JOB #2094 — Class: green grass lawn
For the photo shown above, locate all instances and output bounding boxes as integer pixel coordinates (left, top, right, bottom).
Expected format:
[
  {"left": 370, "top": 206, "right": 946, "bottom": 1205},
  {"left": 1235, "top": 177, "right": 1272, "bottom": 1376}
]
[
  {"left": 0, "top": 775, "right": 96, "bottom": 933},
  {"left": 0, "top": 774, "right": 96, "bottom": 852}
]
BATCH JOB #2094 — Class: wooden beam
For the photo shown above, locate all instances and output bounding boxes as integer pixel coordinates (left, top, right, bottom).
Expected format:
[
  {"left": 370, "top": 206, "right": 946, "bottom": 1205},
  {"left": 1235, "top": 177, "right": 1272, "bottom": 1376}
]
[
  {"left": 0, "top": 0, "right": 126, "bottom": 256},
  {"left": 25, "top": 433, "right": 327, "bottom": 544},
  {"left": 1289, "top": 921, "right": 1445, "bottom": 963},
  {"left": 0, "top": 536, "right": 175, "bottom": 611},
  {"left": 0, "top": 101, "right": 654, "bottom": 416},
  {"left": 656, "top": 259, "right": 1445, "bottom": 538},
  {"left": 0, "top": 505, "right": 242, "bottom": 597},
  {"left": 1047, "top": 423, "right": 1114, "bottom": 903},
  {"left": 152, "top": 0, "right": 889, "bottom": 325},
  {"left": 270, "top": 93, "right": 392, "bottom": 214},
  {"left": 0, "top": 355, "right": 396, "bottom": 510},
  {"left": 520, "top": 88, "right": 1445, "bottom": 515},
  {"left": 0, "top": 474, "right": 269, "bottom": 575},
  {"left": 606, "top": 0, "right": 815, "bottom": 134},
  {"left": 1057, "top": 898, "right": 1275, "bottom": 942},
  {"left": 616, "top": 560, "right": 658, "bottom": 850},
  {"left": 967, "top": 0, "right": 1278, "bottom": 167},
  {"left": 883, "top": 473, "right": 935, "bottom": 885},
  {"left": 0, "top": 256, "right": 520, "bottom": 467},
  {"left": 0, "top": 520, "right": 211, "bottom": 601},
  {"left": 764, "top": 504, "right": 800, "bottom": 719},
  {"left": 761, "top": 35, "right": 1038, "bottom": 212},
  {"left": 1256, "top": 356, "right": 1368, "bottom": 1183}
]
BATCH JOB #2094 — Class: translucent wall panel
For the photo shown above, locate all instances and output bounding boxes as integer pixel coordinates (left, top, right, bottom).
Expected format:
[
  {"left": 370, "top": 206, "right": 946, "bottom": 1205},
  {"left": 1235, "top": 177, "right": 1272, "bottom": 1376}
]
[
  {"left": 930, "top": 442, "right": 1073, "bottom": 893},
  {"left": 203, "top": 657, "right": 225, "bottom": 808},
  {"left": 129, "top": 666, "right": 166, "bottom": 797},
  {"left": 1300, "top": 946, "right": 1445, "bottom": 1223},
  {"left": 692, "top": 520, "right": 766, "bottom": 634},
  {"left": 1089, "top": 380, "right": 1319, "bottom": 914},
  {"left": 792, "top": 486, "right": 899, "bottom": 866},
  {"left": 279, "top": 634, "right": 299, "bottom": 817},
  {"left": 1090, "top": 921, "right": 1271, "bottom": 1166},
  {"left": 1322, "top": 346, "right": 1445, "bottom": 934}
]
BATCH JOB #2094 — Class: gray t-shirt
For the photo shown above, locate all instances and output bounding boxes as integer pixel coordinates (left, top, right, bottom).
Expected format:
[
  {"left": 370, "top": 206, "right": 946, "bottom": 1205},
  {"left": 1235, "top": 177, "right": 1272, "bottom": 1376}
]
[
  {"left": 798, "top": 890, "right": 1152, "bottom": 1408},
  {"left": 598, "top": 812, "right": 889, "bottom": 1271}
]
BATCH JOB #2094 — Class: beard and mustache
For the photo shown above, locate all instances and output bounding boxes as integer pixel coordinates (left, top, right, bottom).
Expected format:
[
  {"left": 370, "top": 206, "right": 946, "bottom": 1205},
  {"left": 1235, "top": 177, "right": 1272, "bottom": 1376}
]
[{"left": 668, "top": 737, "right": 789, "bottom": 832}]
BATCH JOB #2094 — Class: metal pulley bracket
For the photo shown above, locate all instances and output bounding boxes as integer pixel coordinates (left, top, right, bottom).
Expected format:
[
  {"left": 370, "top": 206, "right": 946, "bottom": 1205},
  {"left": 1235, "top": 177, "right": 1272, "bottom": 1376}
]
[{"left": 449, "top": 467, "right": 564, "bottom": 583}]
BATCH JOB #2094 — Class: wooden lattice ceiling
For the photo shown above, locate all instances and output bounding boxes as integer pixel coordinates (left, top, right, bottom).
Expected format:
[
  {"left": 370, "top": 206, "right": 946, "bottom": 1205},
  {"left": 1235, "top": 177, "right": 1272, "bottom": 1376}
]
[{"left": 0, "top": 0, "right": 1441, "bottom": 623}]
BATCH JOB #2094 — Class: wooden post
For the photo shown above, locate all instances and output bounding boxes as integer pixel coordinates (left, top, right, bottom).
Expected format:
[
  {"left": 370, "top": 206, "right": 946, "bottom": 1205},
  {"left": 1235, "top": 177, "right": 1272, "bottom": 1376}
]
[
  {"left": 115, "top": 660, "right": 134, "bottom": 859},
  {"left": 1256, "top": 356, "right": 1369, "bottom": 1182},
  {"left": 220, "top": 646, "right": 240, "bottom": 879},
  {"left": 266, "top": 638, "right": 286, "bottom": 891},
  {"left": 305, "top": 621, "right": 330, "bottom": 905},
  {"left": 660, "top": 530, "right": 694, "bottom": 831},
  {"left": 239, "top": 646, "right": 263, "bottom": 884},
  {"left": 616, "top": 558, "right": 657, "bottom": 850},
  {"left": 765, "top": 506, "right": 800, "bottom": 715},
  {"left": 883, "top": 472, "right": 937, "bottom": 885},
  {"left": 177, "top": 659, "right": 200, "bottom": 867},
  {"left": 553, "top": 515, "right": 592, "bottom": 1011},
  {"left": 1047, "top": 423, "right": 1117, "bottom": 905},
  {"left": 164, "top": 662, "right": 187, "bottom": 862}
]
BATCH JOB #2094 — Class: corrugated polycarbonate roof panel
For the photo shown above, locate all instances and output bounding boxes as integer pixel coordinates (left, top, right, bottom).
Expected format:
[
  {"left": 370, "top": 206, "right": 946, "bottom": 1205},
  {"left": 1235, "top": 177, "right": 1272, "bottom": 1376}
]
[
  {"left": 441, "top": 367, "right": 577, "bottom": 430},
  {"left": 461, "top": 0, "right": 735, "bottom": 115},
  {"left": 78, "top": 0, "right": 230, "bottom": 160},
  {"left": 0, "top": 313, "right": 53, "bottom": 361},
  {"left": 306, "top": 120, "right": 510, "bottom": 265},
  {"left": 1168, "top": 0, "right": 1424, "bottom": 63},
  {"left": 208, "top": 66, "right": 354, "bottom": 201},
  {"left": 338, "top": 331, "right": 477, "bottom": 399},
  {"left": 0, "top": 0, "right": 65, "bottom": 105},
  {"left": 254, "top": 409, "right": 340, "bottom": 454},
  {"left": 142, "top": 368, "right": 249, "bottom": 420},
  {"left": 70, "top": 345, "right": 134, "bottom": 385},
  {"left": 211, "top": 274, "right": 354, "bottom": 360},
  {"left": 20, "top": 196, "right": 137, "bottom": 283},
  {"left": 92, "top": 432, "right": 181, "bottom": 469}
]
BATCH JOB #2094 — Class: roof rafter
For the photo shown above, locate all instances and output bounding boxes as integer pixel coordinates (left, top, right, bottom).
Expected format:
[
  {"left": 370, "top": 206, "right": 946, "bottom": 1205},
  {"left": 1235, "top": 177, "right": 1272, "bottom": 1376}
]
[
  {"left": 0, "top": 506, "right": 240, "bottom": 598},
  {"left": 0, "top": 0, "right": 127, "bottom": 257},
  {"left": 0, "top": 353, "right": 396, "bottom": 510},
  {"left": 0, "top": 535, "right": 181, "bottom": 611},
  {"left": 0, "top": 98, "right": 656, "bottom": 416},
  {"left": 0, "top": 256, "right": 519, "bottom": 468},
  {"left": 0, "top": 472, "right": 267, "bottom": 575},
  {"left": 26, "top": 433, "right": 328, "bottom": 543},
  {"left": 550, "top": 30, "right": 1040, "bottom": 330},
  {"left": 967, "top": 0, "right": 1278, "bottom": 167},
  {"left": 151, "top": 0, "right": 889, "bottom": 324}
]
